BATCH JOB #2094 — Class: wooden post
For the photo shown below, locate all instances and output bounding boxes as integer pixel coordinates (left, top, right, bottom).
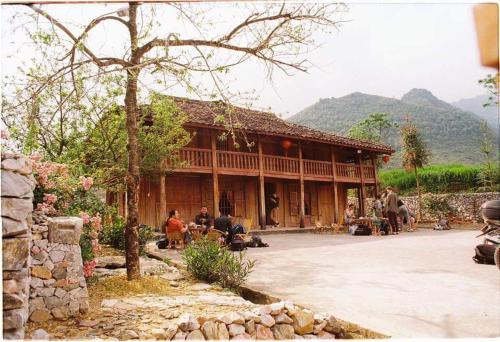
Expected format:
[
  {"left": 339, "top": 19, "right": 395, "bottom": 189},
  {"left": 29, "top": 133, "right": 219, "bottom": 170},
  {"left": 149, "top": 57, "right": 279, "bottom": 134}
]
[
  {"left": 257, "top": 137, "right": 266, "bottom": 229},
  {"left": 356, "top": 154, "right": 366, "bottom": 216},
  {"left": 371, "top": 155, "right": 380, "bottom": 196},
  {"left": 331, "top": 148, "right": 339, "bottom": 223},
  {"left": 299, "top": 143, "right": 305, "bottom": 228},
  {"left": 211, "top": 132, "right": 219, "bottom": 217},
  {"left": 159, "top": 175, "right": 167, "bottom": 230}
]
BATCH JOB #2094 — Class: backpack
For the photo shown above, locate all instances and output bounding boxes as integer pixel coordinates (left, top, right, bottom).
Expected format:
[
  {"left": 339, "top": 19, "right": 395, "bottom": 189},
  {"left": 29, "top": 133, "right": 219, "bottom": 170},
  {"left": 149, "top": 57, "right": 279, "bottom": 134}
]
[
  {"left": 230, "top": 236, "right": 247, "bottom": 251},
  {"left": 246, "top": 235, "right": 269, "bottom": 248},
  {"left": 156, "top": 238, "right": 168, "bottom": 249},
  {"left": 473, "top": 244, "right": 496, "bottom": 265},
  {"left": 353, "top": 224, "right": 372, "bottom": 236}
]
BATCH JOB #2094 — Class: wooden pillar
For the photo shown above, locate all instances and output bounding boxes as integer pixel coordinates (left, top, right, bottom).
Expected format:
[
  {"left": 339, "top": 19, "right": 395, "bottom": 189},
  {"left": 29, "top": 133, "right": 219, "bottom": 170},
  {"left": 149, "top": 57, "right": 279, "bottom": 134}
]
[
  {"left": 257, "top": 137, "right": 266, "bottom": 229},
  {"left": 299, "top": 144, "right": 305, "bottom": 228},
  {"left": 371, "top": 155, "right": 380, "bottom": 196},
  {"left": 211, "top": 132, "right": 219, "bottom": 217},
  {"left": 159, "top": 175, "right": 167, "bottom": 229},
  {"left": 331, "top": 148, "right": 339, "bottom": 223},
  {"left": 356, "top": 154, "right": 366, "bottom": 216}
]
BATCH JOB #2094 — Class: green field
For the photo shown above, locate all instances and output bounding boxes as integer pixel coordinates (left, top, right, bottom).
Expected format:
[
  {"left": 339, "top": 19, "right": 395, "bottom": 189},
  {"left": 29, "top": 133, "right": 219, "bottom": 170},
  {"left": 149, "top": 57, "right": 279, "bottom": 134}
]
[{"left": 379, "top": 164, "right": 485, "bottom": 195}]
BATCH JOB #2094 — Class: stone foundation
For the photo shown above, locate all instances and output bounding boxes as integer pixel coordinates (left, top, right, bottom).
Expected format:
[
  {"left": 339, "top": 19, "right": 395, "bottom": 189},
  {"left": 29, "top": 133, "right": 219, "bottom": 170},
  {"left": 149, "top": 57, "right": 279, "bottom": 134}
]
[
  {"left": 2, "top": 152, "right": 35, "bottom": 339},
  {"left": 29, "top": 212, "right": 88, "bottom": 322}
]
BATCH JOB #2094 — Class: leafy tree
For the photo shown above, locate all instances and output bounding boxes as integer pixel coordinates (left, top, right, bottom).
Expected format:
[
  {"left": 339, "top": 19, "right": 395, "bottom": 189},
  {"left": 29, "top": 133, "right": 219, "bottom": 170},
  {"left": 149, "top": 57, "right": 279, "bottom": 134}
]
[
  {"left": 478, "top": 73, "right": 499, "bottom": 108},
  {"left": 400, "top": 116, "right": 431, "bottom": 220},
  {"left": 7, "top": 3, "right": 344, "bottom": 279},
  {"left": 477, "top": 120, "right": 500, "bottom": 191},
  {"left": 347, "top": 112, "right": 398, "bottom": 142}
]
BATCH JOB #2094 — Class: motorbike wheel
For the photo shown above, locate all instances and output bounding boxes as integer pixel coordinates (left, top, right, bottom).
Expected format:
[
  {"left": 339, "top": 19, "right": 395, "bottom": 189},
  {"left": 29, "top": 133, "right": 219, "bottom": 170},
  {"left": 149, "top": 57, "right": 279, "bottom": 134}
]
[{"left": 495, "top": 245, "right": 500, "bottom": 270}]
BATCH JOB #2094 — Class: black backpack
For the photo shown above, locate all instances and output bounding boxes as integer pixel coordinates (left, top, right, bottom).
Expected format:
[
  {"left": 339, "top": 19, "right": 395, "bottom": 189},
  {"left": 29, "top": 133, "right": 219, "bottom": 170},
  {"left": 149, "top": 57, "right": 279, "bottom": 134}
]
[
  {"left": 353, "top": 224, "right": 372, "bottom": 236},
  {"left": 230, "top": 236, "right": 247, "bottom": 251}
]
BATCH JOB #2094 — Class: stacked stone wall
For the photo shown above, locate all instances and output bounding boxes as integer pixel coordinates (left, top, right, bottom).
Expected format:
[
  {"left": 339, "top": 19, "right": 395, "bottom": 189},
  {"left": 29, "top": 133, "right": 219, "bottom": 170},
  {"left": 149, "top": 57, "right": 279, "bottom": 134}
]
[
  {"left": 29, "top": 212, "right": 89, "bottom": 322},
  {"left": 2, "top": 153, "right": 35, "bottom": 339}
]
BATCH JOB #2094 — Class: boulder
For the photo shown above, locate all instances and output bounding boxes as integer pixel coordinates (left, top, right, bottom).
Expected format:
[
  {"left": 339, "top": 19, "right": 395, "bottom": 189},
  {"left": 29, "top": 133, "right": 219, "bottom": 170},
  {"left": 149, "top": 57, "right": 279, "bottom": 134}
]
[
  {"left": 30, "top": 309, "right": 52, "bottom": 322},
  {"left": 272, "top": 324, "right": 295, "bottom": 340},
  {"left": 2, "top": 217, "right": 28, "bottom": 237},
  {"left": 2, "top": 156, "right": 32, "bottom": 175},
  {"left": 255, "top": 324, "right": 273, "bottom": 340},
  {"left": 1, "top": 170, "right": 34, "bottom": 198},
  {"left": 3, "top": 238, "right": 29, "bottom": 271},
  {"left": 1, "top": 197, "right": 33, "bottom": 221},
  {"left": 228, "top": 323, "right": 246, "bottom": 337},
  {"left": 186, "top": 330, "right": 205, "bottom": 340},
  {"left": 292, "top": 310, "right": 314, "bottom": 335}
]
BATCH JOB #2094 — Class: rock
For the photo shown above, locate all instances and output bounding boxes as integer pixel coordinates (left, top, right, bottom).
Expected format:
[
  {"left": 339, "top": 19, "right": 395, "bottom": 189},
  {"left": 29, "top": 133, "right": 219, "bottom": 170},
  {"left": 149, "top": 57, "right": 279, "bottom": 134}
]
[
  {"left": 245, "top": 320, "right": 256, "bottom": 335},
  {"left": 52, "top": 265, "right": 67, "bottom": 280},
  {"left": 272, "top": 324, "right": 295, "bottom": 340},
  {"left": 274, "top": 313, "right": 293, "bottom": 324},
  {"left": 3, "top": 237, "right": 29, "bottom": 271},
  {"left": 294, "top": 334, "right": 304, "bottom": 339},
  {"left": 232, "top": 333, "right": 252, "bottom": 340},
  {"left": 38, "top": 287, "right": 55, "bottom": 297},
  {"left": 2, "top": 156, "right": 32, "bottom": 174},
  {"left": 242, "top": 311, "right": 261, "bottom": 323},
  {"left": 174, "top": 330, "right": 187, "bottom": 340},
  {"left": 47, "top": 217, "right": 83, "bottom": 245},
  {"left": 186, "top": 330, "right": 205, "bottom": 340},
  {"left": 30, "top": 309, "right": 52, "bottom": 322},
  {"left": 30, "top": 277, "right": 44, "bottom": 289},
  {"left": 161, "top": 272, "right": 185, "bottom": 281},
  {"left": 255, "top": 324, "right": 273, "bottom": 340},
  {"left": 49, "top": 250, "right": 66, "bottom": 263},
  {"left": 187, "top": 283, "right": 212, "bottom": 291},
  {"left": 120, "top": 330, "right": 139, "bottom": 340},
  {"left": 1, "top": 170, "right": 34, "bottom": 198},
  {"left": 2, "top": 217, "right": 28, "bottom": 237},
  {"left": 257, "top": 305, "right": 272, "bottom": 315},
  {"left": 221, "top": 312, "right": 245, "bottom": 325},
  {"left": 68, "top": 300, "right": 79, "bottom": 316},
  {"left": 202, "top": 321, "right": 229, "bottom": 340},
  {"left": 317, "top": 331, "right": 335, "bottom": 339},
  {"left": 178, "top": 313, "right": 200, "bottom": 331},
  {"left": 270, "top": 301, "right": 285, "bottom": 315},
  {"left": 31, "top": 266, "right": 52, "bottom": 280},
  {"left": 259, "top": 314, "right": 275, "bottom": 328},
  {"left": 54, "top": 288, "right": 67, "bottom": 299},
  {"left": 96, "top": 256, "right": 126, "bottom": 268},
  {"left": 101, "top": 299, "right": 119, "bottom": 308},
  {"left": 44, "top": 278, "right": 56, "bottom": 286},
  {"left": 165, "top": 325, "right": 178, "bottom": 340},
  {"left": 79, "top": 319, "right": 99, "bottom": 327},
  {"left": 44, "top": 296, "right": 63, "bottom": 310},
  {"left": 303, "top": 334, "right": 318, "bottom": 339},
  {"left": 51, "top": 307, "right": 69, "bottom": 320},
  {"left": 3, "top": 308, "right": 27, "bottom": 330},
  {"left": 31, "top": 328, "right": 49, "bottom": 340},
  {"left": 313, "top": 321, "right": 327, "bottom": 334},
  {"left": 79, "top": 298, "right": 90, "bottom": 314},
  {"left": 151, "top": 328, "right": 167, "bottom": 339},
  {"left": 344, "top": 332, "right": 363, "bottom": 339},
  {"left": 4, "top": 278, "right": 27, "bottom": 293},
  {"left": 3, "top": 293, "right": 25, "bottom": 309},
  {"left": 292, "top": 310, "right": 314, "bottom": 335},
  {"left": 1, "top": 197, "right": 33, "bottom": 221},
  {"left": 228, "top": 323, "right": 246, "bottom": 337}
]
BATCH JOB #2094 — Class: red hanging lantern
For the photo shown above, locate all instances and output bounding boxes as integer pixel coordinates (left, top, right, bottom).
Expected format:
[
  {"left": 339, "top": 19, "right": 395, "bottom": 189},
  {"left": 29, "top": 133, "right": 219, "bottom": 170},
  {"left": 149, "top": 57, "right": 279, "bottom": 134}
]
[
  {"left": 382, "top": 155, "right": 390, "bottom": 163},
  {"left": 281, "top": 139, "right": 292, "bottom": 150}
]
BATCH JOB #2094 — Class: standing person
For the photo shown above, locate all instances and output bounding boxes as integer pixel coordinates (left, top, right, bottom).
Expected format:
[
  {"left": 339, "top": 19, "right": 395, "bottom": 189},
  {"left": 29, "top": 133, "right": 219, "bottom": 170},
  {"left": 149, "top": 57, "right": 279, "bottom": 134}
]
[
  {"left": 384, "top": 187, "right": 399, "bottom": 234},
  {"left": 269, "top": 193, "right": 280, "bottom": 228},
  {"left": 372, "top": 194, "right": 383, "bottom": 218},
  {"left": 194, "top": 205, "right": 213, "bottom": 234}
]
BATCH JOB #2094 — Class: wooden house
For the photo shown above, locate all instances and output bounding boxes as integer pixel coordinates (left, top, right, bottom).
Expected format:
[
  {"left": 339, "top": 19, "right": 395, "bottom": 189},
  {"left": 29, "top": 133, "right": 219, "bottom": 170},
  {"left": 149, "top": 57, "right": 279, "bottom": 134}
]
[{"left": 112, "top": 97, "right": 394, "bottom": 229}]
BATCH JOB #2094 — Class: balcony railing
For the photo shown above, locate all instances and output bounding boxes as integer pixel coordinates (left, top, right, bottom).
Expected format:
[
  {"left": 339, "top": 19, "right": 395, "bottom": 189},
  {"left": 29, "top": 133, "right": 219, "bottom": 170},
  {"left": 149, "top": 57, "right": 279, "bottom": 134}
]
[{"left": 169, "top": 147, "right": 375, "bottom": 182}]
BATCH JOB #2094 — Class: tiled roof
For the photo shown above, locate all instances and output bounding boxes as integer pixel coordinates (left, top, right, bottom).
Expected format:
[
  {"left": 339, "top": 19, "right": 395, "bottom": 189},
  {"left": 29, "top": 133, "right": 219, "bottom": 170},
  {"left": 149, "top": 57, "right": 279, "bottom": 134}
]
[{"left": 169, "top": 97, "right": 395, "bottom": 154}]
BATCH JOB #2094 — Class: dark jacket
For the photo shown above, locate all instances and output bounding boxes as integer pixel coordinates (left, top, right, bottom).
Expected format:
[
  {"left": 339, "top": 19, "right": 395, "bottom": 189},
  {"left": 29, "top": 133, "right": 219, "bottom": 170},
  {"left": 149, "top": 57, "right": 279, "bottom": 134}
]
[
  {"left": 214, "top": 215, "right": 232, "bottom": 233},
  {"left": 195, "top": 213, "right": 213, "bottom": 227}
]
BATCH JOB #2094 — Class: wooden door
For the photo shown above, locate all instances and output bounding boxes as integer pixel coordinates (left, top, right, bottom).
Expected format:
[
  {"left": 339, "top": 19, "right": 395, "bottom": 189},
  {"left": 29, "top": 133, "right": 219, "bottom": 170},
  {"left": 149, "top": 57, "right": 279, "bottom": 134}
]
[
  {"left": 318, "top": 185, "right": 333, "bottom": 225},
  {"left": 287, "top": 183, "right": 300, "bottom": 227}
]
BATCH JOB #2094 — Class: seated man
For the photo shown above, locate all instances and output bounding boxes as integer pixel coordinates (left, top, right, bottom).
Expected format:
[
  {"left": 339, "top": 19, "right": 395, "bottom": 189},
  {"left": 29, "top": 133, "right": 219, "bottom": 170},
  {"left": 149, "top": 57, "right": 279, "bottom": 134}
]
[
  {"left": 214, "top": 212, "right": 232, "bottom": 244},
  {"left": 194, "top": 205, "right": 213, "bottom": 234}
]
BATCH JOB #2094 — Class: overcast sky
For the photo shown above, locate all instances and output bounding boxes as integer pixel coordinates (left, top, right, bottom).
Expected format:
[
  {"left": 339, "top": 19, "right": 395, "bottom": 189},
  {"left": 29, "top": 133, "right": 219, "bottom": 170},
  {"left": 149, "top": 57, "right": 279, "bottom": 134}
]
[{"left": 1, "top": 2, "right": 495, "bottom": 118}]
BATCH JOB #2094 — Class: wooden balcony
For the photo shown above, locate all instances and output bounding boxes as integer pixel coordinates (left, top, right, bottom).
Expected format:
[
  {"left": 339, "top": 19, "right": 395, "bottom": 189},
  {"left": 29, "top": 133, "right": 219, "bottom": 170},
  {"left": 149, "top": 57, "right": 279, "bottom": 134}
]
[{"left": 168, "top": 147, "right": 376, "bottom": 183}]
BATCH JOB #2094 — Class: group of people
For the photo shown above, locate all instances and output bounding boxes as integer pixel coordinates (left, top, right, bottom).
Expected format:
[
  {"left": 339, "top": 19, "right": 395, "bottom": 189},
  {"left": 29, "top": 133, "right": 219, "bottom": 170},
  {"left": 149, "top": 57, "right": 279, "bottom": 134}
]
[
  {"left": 163, "top": 205, "right": 243, "bottom": 245},
  {"left": 345, "top": 186, "right": 417, "bottom": 235}
]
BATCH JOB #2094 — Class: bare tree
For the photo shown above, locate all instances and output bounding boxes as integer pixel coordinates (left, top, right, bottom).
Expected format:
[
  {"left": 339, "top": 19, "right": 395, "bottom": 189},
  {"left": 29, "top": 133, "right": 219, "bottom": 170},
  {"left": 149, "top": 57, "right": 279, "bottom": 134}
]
[{"left": 12, "top": 2, "right": 345, "bottom": 279}]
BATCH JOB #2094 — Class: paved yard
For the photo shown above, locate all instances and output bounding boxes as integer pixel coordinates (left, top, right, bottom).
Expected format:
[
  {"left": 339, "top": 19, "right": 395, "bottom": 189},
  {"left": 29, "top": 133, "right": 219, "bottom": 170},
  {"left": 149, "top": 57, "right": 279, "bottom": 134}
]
[{"left": 244, "top": 230, "right": 500, "bottom": 338}]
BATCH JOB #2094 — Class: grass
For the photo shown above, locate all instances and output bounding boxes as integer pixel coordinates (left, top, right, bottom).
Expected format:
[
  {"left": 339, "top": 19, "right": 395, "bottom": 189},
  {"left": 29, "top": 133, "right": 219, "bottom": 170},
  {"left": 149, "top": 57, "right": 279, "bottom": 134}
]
[
  {"left": 88, "top": 275, "right": 182, "bottom": 299},
  {"left": 379, "top": 164, "right": 482, "bottom": 195}
]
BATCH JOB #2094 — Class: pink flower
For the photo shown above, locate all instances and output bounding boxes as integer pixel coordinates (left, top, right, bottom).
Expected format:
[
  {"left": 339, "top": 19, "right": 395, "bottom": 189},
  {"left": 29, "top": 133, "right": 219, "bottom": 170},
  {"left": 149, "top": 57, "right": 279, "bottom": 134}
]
[
  {"left": 80, "top": 212, "right": 90, "bottom": 225},
  {"left": 1, "top": 129, "right": 10, "bottom": 140},
  {"left": 91, "top": 239, "right": 101, "bottom": 254},
  {"left": 90, "top": 213, "right": 102, "bottom": 231},
  {"left": 83, "top": 259, "right": 97, "bottom": 277},
  {"left": 89, "top": 230, "right": 98, "bottom": 239},
  {"left": 30, "top": 154, "right": 43, "bottom": 162},
  {"left": 79, "top": 176, "right": 93, "bottom": 191},
  {"left": 43, "top": 193, "right": 57, "bottom": 205}
]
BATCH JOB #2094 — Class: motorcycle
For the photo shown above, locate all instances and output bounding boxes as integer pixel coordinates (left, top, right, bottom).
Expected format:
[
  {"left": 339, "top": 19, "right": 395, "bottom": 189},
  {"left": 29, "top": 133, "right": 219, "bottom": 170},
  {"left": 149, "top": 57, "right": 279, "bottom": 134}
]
[{"left": 473, "top": 200, "right": 500, "bottom": 269}]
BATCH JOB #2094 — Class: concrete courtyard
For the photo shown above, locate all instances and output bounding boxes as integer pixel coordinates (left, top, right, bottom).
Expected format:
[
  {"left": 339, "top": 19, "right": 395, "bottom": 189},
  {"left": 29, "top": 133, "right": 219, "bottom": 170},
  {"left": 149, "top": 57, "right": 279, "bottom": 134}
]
[{"left": 244, "top": 229, "right": 500, "bottom": 338}]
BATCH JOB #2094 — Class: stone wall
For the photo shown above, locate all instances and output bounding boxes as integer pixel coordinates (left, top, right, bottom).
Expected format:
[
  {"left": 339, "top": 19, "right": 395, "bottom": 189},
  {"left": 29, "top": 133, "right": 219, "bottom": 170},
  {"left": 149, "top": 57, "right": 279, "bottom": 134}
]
[
  {"left": 350, "top": 192, "right": 499, "bottom": 222},
  {"left": 29, "top": 211, "right": 89, "bottom": 322},
  {"left": 2, "top": 152, "right": 35, "bottom": 339}
]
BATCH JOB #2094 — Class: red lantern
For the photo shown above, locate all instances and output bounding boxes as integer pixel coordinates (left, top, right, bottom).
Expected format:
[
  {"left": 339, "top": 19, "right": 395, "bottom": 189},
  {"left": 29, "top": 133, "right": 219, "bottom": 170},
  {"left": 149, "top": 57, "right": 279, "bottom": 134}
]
[
  {"left": 382, "top": 155, "right": 390, "bottom": 163},
  {"left": 281, "top": 139, "right": 292, "bottom": 150}
]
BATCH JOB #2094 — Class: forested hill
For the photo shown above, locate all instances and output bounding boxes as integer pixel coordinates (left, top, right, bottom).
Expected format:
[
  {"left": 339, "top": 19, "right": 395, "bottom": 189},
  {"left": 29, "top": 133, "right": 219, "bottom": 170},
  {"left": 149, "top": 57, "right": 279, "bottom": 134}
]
[
  {"left": 288, "top": 89, "right": 498, "bottom": 165},
  {"left": 451, "top": 94, "right": 499, "bottom": 132}
]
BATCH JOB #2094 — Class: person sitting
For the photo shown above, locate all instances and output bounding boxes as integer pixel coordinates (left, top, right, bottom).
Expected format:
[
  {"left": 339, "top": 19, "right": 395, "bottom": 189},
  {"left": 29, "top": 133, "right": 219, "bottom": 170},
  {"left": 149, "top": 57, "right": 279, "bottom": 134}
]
[
  {"left": 397, "top": 200, "right": 415, "bottom": 232},
  {"left": 166, "top": 209, "right": 189, "bottom": 245},
  {"left": 194, "top": 205, "right": 213, "bottom": 234},
  {"left": 214, "top": 211, "right": 232, "bottom": 244},
  {"left": 344, "top": 204, "right": 355, "bottom": 226},
  {"left": 434, "top": 217, "right": 451, "bottom": 230}
]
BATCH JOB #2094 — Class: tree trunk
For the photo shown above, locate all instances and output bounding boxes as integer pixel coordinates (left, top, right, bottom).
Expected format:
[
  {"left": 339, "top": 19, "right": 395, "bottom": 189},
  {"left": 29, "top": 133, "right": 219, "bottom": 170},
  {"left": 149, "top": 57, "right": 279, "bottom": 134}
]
[
  {"left": 124, "top": 2, "right": 141, "bottom": 280},
  {"left": 414, "top": 167, "right": 422, "bottom": 222}
]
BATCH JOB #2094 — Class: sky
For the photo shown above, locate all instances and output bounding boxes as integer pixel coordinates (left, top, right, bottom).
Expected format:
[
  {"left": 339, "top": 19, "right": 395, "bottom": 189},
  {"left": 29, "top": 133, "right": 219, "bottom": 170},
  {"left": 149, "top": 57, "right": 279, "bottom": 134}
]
[{"left": 1, "top": 2, "right": 495, "bottom": 118}]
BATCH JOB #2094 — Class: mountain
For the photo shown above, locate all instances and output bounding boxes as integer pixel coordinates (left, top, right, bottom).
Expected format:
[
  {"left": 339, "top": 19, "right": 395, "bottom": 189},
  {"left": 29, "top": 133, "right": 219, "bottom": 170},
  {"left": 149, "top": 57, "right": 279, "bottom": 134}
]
[
  {"left": 288, "top": 89, "right": 498, "bottom": 166},
  {"left": 451, "top": 94, "right": 499, "bottom": 132}
]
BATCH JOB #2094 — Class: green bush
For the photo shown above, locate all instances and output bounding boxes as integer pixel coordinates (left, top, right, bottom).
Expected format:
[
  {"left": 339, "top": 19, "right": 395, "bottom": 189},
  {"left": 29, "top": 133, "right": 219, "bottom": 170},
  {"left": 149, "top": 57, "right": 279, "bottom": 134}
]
[
  {"left": 100, "top": 216, "right": 153, "bottom": 255},
  {"left": 182, "top": 238, "right": 255, "bottom": 291},
  {"left": 423, "top": 195, "right": 457, "bottom": 218},
  {"left": 380, "top": 164, "right": 485, "bottom": 194}
]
